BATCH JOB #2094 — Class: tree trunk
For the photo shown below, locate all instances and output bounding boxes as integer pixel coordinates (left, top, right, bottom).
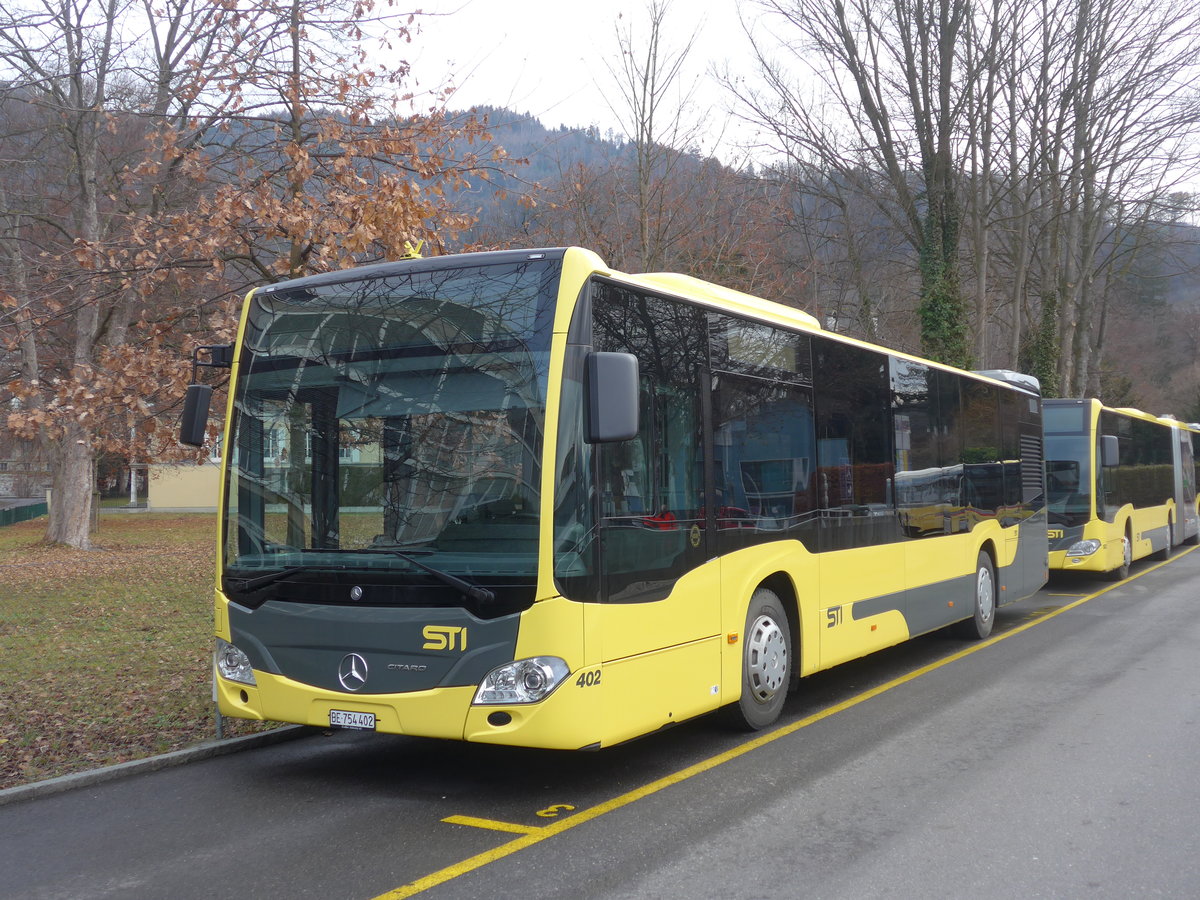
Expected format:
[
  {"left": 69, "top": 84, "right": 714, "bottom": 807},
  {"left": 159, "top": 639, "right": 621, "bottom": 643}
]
[{"left": 45, "top": 424, "right": 95, "bottom": 549}]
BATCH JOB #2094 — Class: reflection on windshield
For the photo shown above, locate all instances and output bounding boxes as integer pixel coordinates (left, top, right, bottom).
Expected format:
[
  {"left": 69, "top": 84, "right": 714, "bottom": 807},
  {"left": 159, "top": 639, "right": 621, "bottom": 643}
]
[
  {"left": 223, "top": 258, "right": 557, "bottom": 593},
  {"left": 1045, "top": 434, "right": 1092, "bottom": 526}
]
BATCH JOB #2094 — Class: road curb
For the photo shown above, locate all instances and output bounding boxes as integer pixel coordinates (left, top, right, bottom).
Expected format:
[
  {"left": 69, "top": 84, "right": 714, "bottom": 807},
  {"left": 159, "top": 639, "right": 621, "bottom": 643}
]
[{"left": 0, "top": 725, "right": 318, "bottom": 808}]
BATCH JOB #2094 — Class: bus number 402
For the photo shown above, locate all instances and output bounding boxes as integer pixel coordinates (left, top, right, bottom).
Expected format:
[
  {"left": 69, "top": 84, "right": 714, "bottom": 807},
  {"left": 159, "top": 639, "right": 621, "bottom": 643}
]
[{"left": 576, "top": 669, "right": 602, "bottom": 688}]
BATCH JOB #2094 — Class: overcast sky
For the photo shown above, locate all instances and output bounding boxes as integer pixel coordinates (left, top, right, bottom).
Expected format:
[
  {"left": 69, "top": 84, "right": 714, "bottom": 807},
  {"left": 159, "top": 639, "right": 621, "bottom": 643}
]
[{"left": 405, "top": 0, "right": 762, "bottom": 153}]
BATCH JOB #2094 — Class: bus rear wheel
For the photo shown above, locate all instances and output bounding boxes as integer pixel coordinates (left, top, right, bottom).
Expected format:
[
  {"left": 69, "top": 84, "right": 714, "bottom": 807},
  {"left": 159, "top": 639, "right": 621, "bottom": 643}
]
[
  {"left": 953, "top": 551, "right": 995, "bottom": 640},
  {"left": 727, "top": 588, "right": 791, "bottom": 731}
]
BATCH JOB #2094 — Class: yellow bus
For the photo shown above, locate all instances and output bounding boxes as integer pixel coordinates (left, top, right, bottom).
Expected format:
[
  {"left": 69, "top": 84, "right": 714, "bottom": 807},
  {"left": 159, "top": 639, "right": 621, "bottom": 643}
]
[
  {"left": 181, "top": 247, "right": 1048, "bottom": 749},
  {"left": 1044, "top": 399, "right": 1199, "bottom": 579}
]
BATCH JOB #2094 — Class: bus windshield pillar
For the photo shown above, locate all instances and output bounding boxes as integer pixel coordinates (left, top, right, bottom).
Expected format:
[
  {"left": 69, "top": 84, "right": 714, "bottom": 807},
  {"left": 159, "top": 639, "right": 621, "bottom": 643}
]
[{"left": 311, "top": 393, "right": 341, "bottom": 549}]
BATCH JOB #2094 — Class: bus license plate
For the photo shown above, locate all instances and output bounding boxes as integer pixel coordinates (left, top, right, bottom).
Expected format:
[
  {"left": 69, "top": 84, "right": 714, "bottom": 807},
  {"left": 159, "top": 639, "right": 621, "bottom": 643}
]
[{"left": 329, "top": 709, "right": 375, "bottom": 731}]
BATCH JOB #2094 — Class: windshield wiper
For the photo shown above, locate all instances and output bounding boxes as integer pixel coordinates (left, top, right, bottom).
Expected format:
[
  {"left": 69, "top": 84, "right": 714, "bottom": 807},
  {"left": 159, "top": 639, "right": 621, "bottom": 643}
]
[
  {"left": 225, "top": 566, "right": 311, "bottom": 592},
  {"left": 226, "top": 557, "right": 356, "bottom": 592},
  {"left": 225, "top": 549, "right": 495, "bottom": 604},
  {"left": 369, "top": 548, "right": 495, "bottom": 604}
]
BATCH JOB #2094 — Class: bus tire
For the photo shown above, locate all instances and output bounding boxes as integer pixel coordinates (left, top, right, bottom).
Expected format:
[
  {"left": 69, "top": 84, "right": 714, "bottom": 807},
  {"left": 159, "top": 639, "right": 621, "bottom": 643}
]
[
  {"left": 953, "top": 551, "right": 995, "bottom": 640},
  {"left": 727, "top": 588, "right": 791, "bottom": 731},
  {"left": 1107, "top": 532, "right": 1132, "bottom": 581}
]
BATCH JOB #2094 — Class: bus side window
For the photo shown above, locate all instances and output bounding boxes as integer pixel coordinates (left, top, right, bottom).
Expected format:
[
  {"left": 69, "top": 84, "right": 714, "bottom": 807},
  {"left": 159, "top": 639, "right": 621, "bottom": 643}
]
[{"left": 814, "top": 340, "right": 897, "bottom": 550}]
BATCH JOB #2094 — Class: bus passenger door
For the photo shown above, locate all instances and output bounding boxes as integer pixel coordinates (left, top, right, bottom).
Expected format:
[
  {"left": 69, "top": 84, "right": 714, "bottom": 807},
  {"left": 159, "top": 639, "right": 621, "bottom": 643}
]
[{"left": 586, "top": 286, "right": 720, "bottom": 743}]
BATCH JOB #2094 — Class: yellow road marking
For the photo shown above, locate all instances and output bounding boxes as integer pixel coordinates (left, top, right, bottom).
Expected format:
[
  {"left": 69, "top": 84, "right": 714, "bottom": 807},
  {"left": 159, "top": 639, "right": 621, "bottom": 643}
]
[
  {"left": 374, "top": 548, "right": 1195, "bottom": 899},
  {"left": 441, "top": 816, "right": 542, "bottom": 836}
]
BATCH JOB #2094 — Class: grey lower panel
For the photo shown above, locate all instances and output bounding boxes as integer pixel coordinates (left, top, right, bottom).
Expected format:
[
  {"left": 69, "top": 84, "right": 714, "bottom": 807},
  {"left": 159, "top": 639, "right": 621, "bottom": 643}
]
[
  {"left": 1144, "top": 523, "right": 1169, "bottom": 554},
  {"left": 229, "top": 601, "right": 520, "bottom": 695},
  {"left": 1007, "top": 510, "right": 1049, "bottom": 604},
  {"left": 852, "top": 532, "right": 1048, "bottom": 639},
  {"left": 903, "top": 572, "right": 977, "bottom": 636},
  {"left": 849, "top": 570, "right": 975, "bottom": 637}
]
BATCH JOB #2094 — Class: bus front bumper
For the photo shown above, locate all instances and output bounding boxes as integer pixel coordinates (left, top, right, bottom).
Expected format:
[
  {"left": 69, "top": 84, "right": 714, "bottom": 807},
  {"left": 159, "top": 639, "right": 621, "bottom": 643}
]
[
  {"left": 215, "top": 669, "right": 603, "bottom": 750},
  {"left": 1048, "top": 538, "right": 1115, "bottom": 573}
]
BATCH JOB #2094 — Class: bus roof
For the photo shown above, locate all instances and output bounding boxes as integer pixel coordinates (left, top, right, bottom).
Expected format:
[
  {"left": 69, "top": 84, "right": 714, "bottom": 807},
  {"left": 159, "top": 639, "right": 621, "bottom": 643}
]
[
  {"left": 627, "top": 272, "right": 822, "bottom": 330},
  {"left": 248, "top": 246, "right": 1041, "bottom": 399}
]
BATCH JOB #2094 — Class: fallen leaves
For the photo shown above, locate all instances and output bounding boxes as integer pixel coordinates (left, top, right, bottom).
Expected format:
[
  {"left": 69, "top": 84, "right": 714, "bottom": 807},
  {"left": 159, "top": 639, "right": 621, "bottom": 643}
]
[{"left": 0, "top": 513, "right": 268, "bottom": 790}]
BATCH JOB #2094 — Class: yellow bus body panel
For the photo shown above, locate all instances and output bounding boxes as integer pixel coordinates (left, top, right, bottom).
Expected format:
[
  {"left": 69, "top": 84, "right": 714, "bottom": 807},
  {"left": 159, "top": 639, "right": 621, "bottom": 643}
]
[
  {"left": 1130, "top": 503, "right": 1172, "bottom": 559},
  {"left": 592, "top": 636, "right": 723, "bottom": 747},
  {"left": 462, "top": 675, "right": 605, "bottom": 750},
  {"left": 817, "top": 542, "right": 911, "bottom": 670},
  {"left": 586, "top": 560, "right": 723, "bottom": 743},
  {"left": 590, "top": 560, "right": 721, "bottom": 664},
  {"left": 513, "top": 594, "right": 587, "bottom": 668}
]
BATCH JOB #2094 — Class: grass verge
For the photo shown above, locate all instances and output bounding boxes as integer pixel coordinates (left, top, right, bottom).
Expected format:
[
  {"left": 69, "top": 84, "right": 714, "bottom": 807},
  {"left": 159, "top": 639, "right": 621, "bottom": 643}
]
[{"left": 0, "top": 514, "right": 270, "bottom": 790}]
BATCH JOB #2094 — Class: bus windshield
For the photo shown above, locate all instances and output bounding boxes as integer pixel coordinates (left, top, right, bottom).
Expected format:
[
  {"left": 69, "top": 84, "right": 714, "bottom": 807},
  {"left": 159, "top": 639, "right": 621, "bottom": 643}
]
[
  {"left": 1044, "top": 433, "right": 1092, "bottom": 527},
  {"left": 222, "top": 258, "right": 558, "bottom": 599}
]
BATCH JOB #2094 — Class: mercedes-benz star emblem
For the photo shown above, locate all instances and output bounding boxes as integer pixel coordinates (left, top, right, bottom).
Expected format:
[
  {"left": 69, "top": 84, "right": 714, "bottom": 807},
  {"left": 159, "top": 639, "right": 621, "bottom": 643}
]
[
  {"left": 338, "top": 653, "right": 369, "bottom": 691},
  {"left": 350, "top": 585, "right": 363, "bottom": 601}
]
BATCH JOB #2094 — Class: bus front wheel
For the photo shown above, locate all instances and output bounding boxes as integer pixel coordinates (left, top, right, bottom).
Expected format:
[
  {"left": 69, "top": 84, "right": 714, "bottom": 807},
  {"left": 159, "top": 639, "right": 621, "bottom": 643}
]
[
  {"left": 1107, "top": 533, "right": 1132, "bottom": 581},
  {"left": 953, "top": 552, "right": 995, "bottom": 640},
  {"left": 727, "top": 588, "right": 792, "bottom": 731}
]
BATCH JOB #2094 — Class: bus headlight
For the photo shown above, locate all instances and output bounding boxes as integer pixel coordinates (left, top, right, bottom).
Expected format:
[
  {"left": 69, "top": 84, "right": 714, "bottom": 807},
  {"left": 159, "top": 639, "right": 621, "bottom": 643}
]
[
  {"left": 215, "top": 638, "right": 256, "bottom": 686},
  {"left": 1066, "top": 539, "right": 1102, "bottom": 557},
  {"left": 473, "top": 657, "right": 570, "bottom": 705}
]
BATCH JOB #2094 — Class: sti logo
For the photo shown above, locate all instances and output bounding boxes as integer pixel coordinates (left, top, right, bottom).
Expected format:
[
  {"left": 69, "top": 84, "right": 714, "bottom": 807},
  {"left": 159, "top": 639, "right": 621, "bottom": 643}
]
[
  {"left": 1048, "top": 528, "right": 1064, "bottom": 539},
  {"left": 423, "top": 625, "right": 468, "bottom": 652}
]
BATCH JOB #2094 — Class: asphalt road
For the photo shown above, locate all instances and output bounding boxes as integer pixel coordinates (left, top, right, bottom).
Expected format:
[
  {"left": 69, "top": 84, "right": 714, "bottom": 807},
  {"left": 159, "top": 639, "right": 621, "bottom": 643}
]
[{"left": 3, "top": 548, "right": 1199, "bottom": 900}]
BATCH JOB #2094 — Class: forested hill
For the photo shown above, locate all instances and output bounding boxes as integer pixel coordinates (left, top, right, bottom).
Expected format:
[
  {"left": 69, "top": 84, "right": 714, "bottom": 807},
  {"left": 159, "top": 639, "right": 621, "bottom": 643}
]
[
  {"left": 466, "top": 105, "right": 639, "bottom": 190},
  {"left": 462, "top": 104, "right": 1200, "bottom": 306}
]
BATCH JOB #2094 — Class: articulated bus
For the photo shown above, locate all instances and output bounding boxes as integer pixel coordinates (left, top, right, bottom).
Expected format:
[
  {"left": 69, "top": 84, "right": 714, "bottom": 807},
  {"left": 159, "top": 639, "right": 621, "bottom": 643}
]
[
  {"left": 181, "top": 247, "right": 1047, "bottom": 749},
  {"left": 1044, "top": 399, "right": 1199, "bottom": 580}
]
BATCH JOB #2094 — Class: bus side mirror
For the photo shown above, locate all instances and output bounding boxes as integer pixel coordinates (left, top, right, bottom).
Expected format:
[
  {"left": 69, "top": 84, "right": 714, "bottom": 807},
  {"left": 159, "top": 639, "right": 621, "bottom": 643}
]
[
  {"left": 179, "top": 343, "right": 233, "bottom": 447},
  {"left": 180, "top": 383, "right": 213, "bottom": 447},
  {"left": 585, "top": 352, "right": 639, "bottom": 443},
  {"left": 1100, "top": 434, "right": 1119, "bottom": 468}
]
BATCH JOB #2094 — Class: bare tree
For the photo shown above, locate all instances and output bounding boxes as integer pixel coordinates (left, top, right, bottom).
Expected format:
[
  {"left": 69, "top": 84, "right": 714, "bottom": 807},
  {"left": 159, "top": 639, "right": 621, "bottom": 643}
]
[
  {"left": 603, "top": 0, "right": 705, "bottom": 273},
  {"left": 733, "top": 0, "right": 978, "bottom": 366},
  {"left": 526, "top": 1, "right": 799, "bottom": 300},
  {"left": 1050, "top": 0, "right": 1200, "bottom": 396},
  {"left": 732, "top": 0, "right": 1200, "bottom": 392}
]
